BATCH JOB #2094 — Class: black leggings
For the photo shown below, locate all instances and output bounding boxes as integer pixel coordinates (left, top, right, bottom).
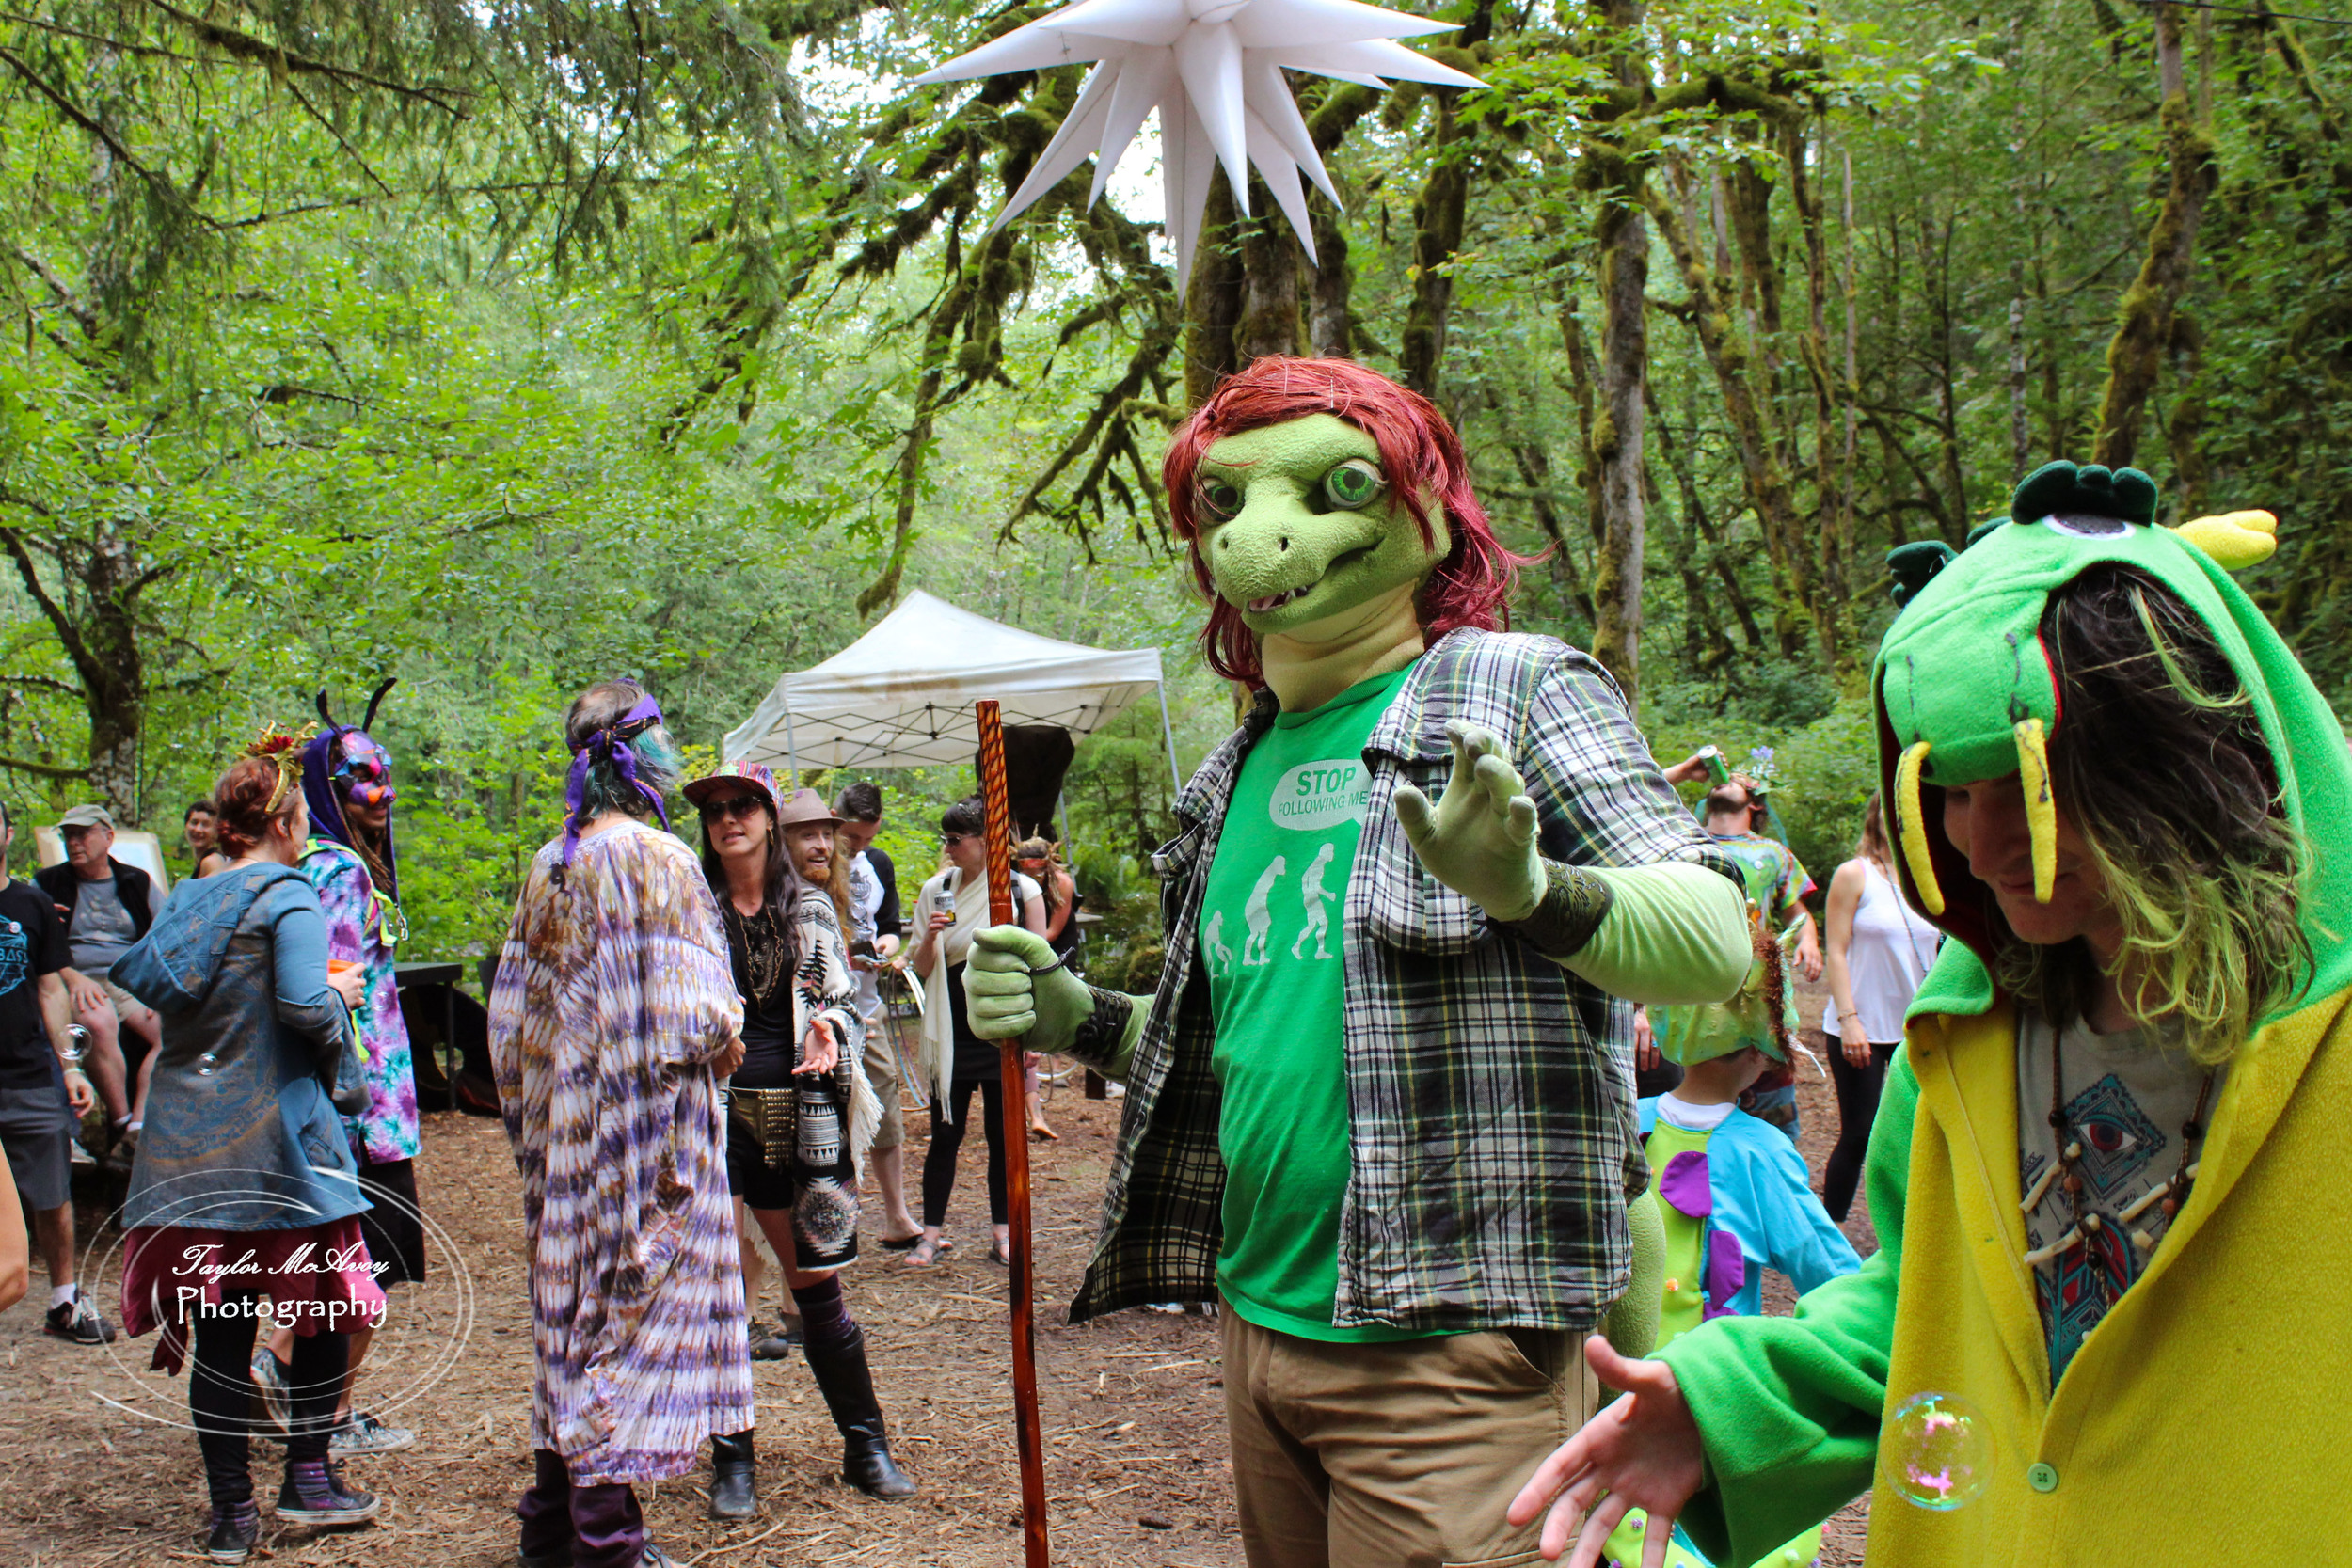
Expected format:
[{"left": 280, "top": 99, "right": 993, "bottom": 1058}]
[
  {"left": 1824, "top": 1040, "right": 1899, "bottom": 1222},
  {"left": 922, "top": 1077, "right": 1008, "bottom": 1228},
  {"left": 190, "top": 1300, "right": 347, "bottom": 1506}
]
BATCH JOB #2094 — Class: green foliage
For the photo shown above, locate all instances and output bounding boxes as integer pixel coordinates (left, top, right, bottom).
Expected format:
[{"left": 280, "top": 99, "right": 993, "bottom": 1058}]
[
  {"left": 1645, "top": 693, "right": 1882, "bottom": 893},
  {"left": 3, "top": 0, "right": 2348, "bottom": 988}
]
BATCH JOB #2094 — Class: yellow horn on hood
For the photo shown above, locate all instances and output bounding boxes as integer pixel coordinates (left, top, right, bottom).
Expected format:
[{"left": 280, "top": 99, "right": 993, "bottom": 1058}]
[
  {"left": 2168, "top": 509, "right": 2276, "bottom": 571},
  {"left": 1894, "top": 740, "right": 1945, "bottom": 917},
  {"left": 2015, "top": 717, "right": 2057, "bottom": 903}
]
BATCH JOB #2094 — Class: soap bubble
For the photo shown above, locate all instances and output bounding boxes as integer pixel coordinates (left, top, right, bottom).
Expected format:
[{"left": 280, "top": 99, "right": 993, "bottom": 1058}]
[{"left": 1882, "top": 1391, "right": 1994, "bottom": 1512}]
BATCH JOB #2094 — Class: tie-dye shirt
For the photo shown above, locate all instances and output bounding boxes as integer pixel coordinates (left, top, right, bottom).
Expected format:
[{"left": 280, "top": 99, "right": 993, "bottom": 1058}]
[
  {"left": 299, "top": 840, "right": 419, "bottom": 1164},
  {"left": 487, "top": 819, "right": 753, "bottom": 1486}
]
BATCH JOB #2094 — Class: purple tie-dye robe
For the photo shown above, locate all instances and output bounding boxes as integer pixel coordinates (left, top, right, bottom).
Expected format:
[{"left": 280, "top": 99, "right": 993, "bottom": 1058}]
[
  {"left": 299, "top": 840, "right": 419, "bottom": 1164},
  {"left": 486, "top": 820, "right": 752, "bottom": 1486}
]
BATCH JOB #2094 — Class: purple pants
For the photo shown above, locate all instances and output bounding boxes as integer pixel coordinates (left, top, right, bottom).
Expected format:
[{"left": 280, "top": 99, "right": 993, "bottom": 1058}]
[{"left": 518, "top": 1449, "right": 644, "bottom": 1568}]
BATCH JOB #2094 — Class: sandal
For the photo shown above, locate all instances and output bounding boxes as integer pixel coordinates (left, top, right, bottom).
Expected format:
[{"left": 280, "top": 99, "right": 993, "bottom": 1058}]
[
  {"left": 902, "top": 1237, "right": 953, "bottom": 1268},
  {"left": 988, "top": 1240, "right": 1014, "bottom": 1267},
  {"left": 879, "top": 1230, "right": 925, "bottom": 1253}
]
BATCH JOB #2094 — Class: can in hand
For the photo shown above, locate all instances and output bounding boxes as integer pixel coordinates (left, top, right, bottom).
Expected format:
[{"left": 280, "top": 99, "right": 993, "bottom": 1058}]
[{"left": 1701, "top": 746, "right": 1732, "bottom": 785}]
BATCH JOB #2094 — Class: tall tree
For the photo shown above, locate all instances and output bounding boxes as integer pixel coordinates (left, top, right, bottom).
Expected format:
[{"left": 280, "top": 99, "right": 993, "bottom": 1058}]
[
  {"left": 2092, "top": 0, "right": 2217, "bottom": 467},
  {"left": 1581, "top": 0, "right": 1654, "bottom": 704}
]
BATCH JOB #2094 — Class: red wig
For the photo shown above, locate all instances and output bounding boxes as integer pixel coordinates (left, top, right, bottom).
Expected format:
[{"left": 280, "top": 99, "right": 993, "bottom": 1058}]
[{"left": 1163, "top": 356, "right": 1534, "bottom": 685}]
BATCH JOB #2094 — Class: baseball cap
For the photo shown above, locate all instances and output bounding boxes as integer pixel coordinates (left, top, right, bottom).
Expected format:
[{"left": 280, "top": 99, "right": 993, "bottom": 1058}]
[{"left": 56, "top": 804, "right": 115, "bottom": 831}]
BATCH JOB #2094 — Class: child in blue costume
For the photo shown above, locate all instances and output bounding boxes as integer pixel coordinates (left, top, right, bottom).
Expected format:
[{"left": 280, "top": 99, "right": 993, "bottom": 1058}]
[{"left": 1605, "top": 911, "right": 1859, "bottom": 1568}]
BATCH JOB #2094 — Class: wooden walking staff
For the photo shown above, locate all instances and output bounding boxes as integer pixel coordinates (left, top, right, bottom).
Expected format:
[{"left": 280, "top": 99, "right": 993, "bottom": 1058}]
[{"left": 975, "top": 699, "right": 1051, "bottom": 1566}]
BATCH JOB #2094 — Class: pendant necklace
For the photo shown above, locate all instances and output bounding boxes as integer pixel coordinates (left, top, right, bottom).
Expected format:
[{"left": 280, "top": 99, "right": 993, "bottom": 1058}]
[{"left": 2020, "top": 1017, "right": 2216, "bottom": 1273}]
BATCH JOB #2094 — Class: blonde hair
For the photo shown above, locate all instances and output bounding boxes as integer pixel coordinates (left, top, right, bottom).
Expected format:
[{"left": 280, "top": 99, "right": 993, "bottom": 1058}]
[
  {"left": 1013, "top": 835, "right": 1069, "bottom": 915},
  {"left": 1855, "top": 792, "right": 1892, "bottom": 872}
]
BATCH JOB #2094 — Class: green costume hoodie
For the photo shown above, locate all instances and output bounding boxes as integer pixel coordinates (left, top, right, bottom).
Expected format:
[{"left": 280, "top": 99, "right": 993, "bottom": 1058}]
[{"left": 1653, "top": 465, "right": 2352, "bottom": 1564}]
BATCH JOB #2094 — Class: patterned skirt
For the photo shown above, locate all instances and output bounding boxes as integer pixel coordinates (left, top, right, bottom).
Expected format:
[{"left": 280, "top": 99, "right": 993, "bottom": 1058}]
[{"left": 120, "top": 1219, "right": 388, "bottom": 1373}]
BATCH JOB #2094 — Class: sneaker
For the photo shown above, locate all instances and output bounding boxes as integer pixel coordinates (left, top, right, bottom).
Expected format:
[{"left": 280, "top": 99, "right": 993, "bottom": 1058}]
[
  {"left": 69, "top": 1138, "right": 96, "bottom": 1165},
  {"left": 250, "top": 1350, "right": 292, "bottom": 1437},
  {"left": 275, "top": 1458, "right": 380, "bottom": 1526},
  {"left": 44, "top": 1295, "right": 116, "bottom": 1343},
  {"left": 330, "top": 1410, "right": 416, "bottom": 1456},
  {"left": 197, "top": 1499, "right": 262, "bottom": 1563}
]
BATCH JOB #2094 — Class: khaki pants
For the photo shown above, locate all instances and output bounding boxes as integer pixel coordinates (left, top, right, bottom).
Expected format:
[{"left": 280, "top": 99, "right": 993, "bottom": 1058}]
[
  {"left": 1222, "top": 1304, "right": 1601, "bottom": 1568},
  {"left": 861, "top": 1009, "right": 903, "bottom": 1153}
]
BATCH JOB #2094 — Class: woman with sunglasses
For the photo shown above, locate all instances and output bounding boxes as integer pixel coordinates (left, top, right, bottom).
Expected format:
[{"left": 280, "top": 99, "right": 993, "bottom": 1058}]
[
  {"left": 687, "top": 764, "right": 915, "bottom": 1510},
  {"left": 906, "top": 798, "right": 1048, "bottom": 1267}
]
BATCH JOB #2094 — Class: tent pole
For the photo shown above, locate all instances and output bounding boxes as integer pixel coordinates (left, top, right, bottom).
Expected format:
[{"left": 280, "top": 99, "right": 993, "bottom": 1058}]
[
  {"left": 1155, "top": 680, "right": 1182, "bottom": 802},
  {"left": 780, "top": 684, "right": 802, "bottom": 789}
]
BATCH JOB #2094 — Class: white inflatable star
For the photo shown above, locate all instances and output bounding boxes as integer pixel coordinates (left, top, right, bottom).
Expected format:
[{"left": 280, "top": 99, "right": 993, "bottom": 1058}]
[{"left": 915, "top": 0, "right": 1485, "bottom": 292}]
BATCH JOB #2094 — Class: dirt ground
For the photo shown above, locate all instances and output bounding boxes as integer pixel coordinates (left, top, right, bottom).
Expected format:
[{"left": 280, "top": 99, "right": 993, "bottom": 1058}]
[{"left": 4, "top": 1001, "right": 1883, "bottom": 1568}]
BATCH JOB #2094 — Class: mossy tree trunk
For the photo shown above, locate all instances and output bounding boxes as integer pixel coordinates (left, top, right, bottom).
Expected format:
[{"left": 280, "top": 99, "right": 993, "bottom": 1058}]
[
  {"left": 1399, "top": 92, "right": 1470, "bottom": 397},
  {"left": 1589, "top": 194, "right": 1649, "bottom": 705},
  {"left": 1645, "top": 161, "right": 1808, "bottom": 657},
  {"left": 1572, "top": 0, "right": 1653, "bottom": 705},
  {"left": 1235, "top": 184, "right": 1307, "bottom": 365},
  {"left": 1184, "top": 182, "right": 1248, "bottom": 407},
  {"left": 2092, "top": 0, "right": 2217, "bottom": 468}
]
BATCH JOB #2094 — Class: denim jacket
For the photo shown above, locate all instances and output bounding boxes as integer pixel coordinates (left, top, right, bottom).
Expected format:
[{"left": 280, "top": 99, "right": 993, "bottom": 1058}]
[{"left": 113, "top": 864, "right": 365, "bottom": 1231}]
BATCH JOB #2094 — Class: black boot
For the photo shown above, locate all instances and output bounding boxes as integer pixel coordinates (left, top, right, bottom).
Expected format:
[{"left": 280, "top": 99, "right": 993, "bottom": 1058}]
[
  {"left": 707, "top": 1430, "right": 757, "bottom": 1520},
  {"left": 800, "top": 1325, "right": 917, "bottom": 1499}
]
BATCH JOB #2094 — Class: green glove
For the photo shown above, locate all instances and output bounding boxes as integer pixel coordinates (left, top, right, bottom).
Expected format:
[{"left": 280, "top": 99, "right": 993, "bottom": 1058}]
[
  {"left": 1392, "top": 720, "right": 1546, "bottom": 922},
  {"left": 962, "top": 927, "right": 1090, "bottom": 1052},
  {"left": 1600, "top": 1187, "right": 1666, "bottom": 1362},
  {"left": 963, "top": 927, "right": 1146, "bottom": 1080}
]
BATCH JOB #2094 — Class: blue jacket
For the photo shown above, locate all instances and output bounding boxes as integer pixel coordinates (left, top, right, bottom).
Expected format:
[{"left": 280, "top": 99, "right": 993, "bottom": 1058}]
[
  {"left": 1638, "top": 1099, "right": 1858, "bottom": 1319},
  {"left": 112, "top": 864, "right": 365, "bottom": 1231}
]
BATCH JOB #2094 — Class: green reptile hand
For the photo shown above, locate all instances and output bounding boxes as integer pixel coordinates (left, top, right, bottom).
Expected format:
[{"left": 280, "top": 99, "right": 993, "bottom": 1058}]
[
  {"left": 1392, "top": 720, "right": 1546, "bottom": 922},
  {"left": 962, "top": 926, "right": 1093, "bottom": 1055}
]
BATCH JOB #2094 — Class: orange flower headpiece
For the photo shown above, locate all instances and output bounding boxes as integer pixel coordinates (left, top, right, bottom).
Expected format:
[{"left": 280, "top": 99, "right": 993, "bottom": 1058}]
[{"left": 243, "top": 723, "right": 318, "bottom": 813}]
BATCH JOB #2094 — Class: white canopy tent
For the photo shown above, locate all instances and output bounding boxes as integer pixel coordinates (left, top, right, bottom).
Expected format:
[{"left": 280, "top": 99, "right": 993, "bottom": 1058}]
[{"left": 723, "top": 590, "right": 1181, "bottom": 791}]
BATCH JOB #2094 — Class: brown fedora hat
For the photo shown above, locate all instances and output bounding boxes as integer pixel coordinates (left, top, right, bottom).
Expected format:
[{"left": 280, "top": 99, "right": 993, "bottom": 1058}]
[{"left": 775, "top": 788, "right": 844, "bottom": 831}]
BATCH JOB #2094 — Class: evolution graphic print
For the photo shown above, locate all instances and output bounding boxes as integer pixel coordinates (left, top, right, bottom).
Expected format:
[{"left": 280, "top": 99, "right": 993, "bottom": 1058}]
[{"left": 1210, "top": 757, "right": 1364, "bottom": 980}]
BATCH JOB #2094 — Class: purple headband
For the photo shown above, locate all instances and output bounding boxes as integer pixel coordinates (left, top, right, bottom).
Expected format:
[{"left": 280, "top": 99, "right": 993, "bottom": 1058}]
[{"left": 561, "top": 692, "right": 671, "bottom": 867}]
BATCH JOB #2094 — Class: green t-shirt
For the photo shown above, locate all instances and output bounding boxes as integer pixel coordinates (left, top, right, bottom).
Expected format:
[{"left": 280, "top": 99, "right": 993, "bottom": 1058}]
[
  {"left": 1201, "top": 664, "right": 1423, "bottom": 1342},
  {"left": 1645, "top": 1119, "right": 1714, "bottom": 1349}
]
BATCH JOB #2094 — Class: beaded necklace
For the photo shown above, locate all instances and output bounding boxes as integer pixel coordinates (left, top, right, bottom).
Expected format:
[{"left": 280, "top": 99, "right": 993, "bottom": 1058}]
[
  {"left": 723, "top": 901, "right": 788, "bottom": 1008},
  {"left": 2020, "top": 1016, "right": 2216, "bottom": 1271}
]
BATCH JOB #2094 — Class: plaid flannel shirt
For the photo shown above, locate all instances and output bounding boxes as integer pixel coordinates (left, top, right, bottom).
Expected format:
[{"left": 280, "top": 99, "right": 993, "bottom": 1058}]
[{"left": 1067, "top": 628, "right": 1739, "bottom": 1333}]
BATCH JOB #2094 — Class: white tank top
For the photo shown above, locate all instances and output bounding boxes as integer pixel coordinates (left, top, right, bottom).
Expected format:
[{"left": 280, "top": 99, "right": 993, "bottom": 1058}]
[{"left": 1821, "top": 861, "right": 1940, "bottom": 1043}]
